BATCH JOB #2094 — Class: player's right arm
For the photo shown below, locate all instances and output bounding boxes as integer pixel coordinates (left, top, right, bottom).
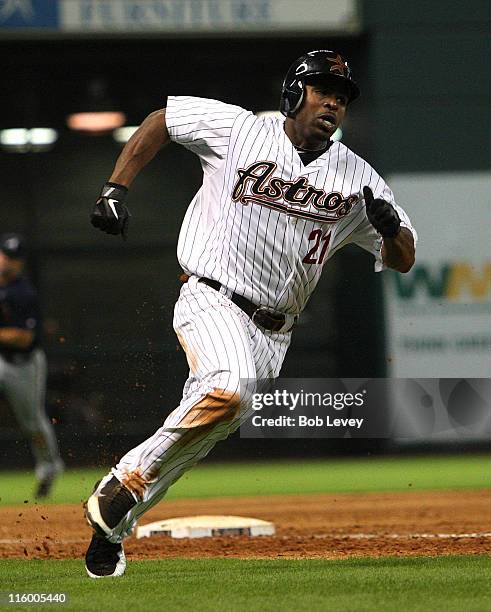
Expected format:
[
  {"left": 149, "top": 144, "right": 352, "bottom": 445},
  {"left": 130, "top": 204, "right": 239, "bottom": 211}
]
[
  {"left": 0, "top": 290, "right": 39, "bottom": 350},
  {"left": 90, "top": 109, "right": 170, "bottom": 238},
  {"left": 0, "top": 327, "right": 34, "bottom": 350},
  {"left": 91, "top": 97, "right": 246, "bottom": 238},
  {"left": 108, "top": 109, "right": 170, "bottom": 188}
]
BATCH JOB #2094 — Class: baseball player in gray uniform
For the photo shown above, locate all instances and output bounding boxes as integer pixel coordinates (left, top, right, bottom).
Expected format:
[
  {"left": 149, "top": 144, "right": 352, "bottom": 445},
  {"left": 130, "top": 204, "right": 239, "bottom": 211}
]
[
  {"left": 84, "top": 50, "right": 416, "bottom": 577},
  {"left": 0, "top": 234, "right": 63, "bottom": 498}
]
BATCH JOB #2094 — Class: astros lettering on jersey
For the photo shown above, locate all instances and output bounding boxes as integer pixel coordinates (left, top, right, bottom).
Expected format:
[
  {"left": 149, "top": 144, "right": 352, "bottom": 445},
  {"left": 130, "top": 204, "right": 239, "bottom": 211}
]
[{"left": 167, "top": 96, "right": 416, "bottom": 315}]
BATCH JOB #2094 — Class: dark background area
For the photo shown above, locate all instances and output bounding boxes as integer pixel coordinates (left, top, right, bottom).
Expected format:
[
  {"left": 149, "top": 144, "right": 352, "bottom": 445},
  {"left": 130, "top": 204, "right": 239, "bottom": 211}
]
[{"left": 0, "top": 0, "right": 489, "bottom": 466}]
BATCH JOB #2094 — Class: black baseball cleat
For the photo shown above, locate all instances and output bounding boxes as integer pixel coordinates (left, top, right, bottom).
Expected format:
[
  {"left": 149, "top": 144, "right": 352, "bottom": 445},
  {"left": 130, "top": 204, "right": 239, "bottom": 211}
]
[
  {"left": 35, "top": 475, "right": 55, "bottom": 499},
  {"left": 35, "top": 460, "right": 64, "bottom": 499},
  {"left": 85, "top": 475, "right": 137, "bottom": 537},
  {"left": 85, "top": 532, "right": 126, "bottom": 578}
]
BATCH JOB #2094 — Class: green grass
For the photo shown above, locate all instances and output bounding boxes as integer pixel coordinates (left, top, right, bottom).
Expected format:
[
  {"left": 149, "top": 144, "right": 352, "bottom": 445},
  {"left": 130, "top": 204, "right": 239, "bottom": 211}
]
[
  {"left": 1, "top": 458, "right": 489, "bottom": 611},
  {"left": 0, "top": 454, "right": 490, "bottom": 506},
  {"left": 0, "top": 556, "right": 490, "bottom": 611}
]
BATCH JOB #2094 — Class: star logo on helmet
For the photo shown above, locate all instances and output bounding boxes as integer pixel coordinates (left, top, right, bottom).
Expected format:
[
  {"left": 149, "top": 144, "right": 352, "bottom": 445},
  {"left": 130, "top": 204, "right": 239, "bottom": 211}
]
[{"left": 327, "top": 54, "right": 347, "bottom": 76}]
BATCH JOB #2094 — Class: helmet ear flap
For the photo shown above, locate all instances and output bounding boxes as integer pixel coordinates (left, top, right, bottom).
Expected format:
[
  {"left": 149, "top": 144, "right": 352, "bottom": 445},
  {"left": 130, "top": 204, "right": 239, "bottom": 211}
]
[
  {"left": 280, "top": 79, "right": 304, "bottom": 117},
  {"left": 290, "top": 80, "right": 304, "bottom": 115}
]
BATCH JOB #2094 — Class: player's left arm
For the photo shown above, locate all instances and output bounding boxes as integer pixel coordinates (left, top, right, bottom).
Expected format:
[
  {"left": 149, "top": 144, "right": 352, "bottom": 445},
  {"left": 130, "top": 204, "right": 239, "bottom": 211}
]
[
  {"left": 363, "top": 186, "right": 415, "bottom": 273},
  {"left": 381, "top": 229, "right": 415, "bottom": 273}
]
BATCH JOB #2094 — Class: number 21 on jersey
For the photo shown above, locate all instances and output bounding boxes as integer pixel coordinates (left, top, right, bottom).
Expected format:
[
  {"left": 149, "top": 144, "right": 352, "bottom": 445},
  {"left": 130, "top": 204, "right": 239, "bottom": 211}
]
[{"left": 302, "top": 230, "right": 331, "bottom": 264}]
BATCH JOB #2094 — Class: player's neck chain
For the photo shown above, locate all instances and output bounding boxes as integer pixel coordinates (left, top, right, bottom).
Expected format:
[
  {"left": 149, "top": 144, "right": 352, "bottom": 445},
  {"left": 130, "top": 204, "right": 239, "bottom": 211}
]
[
  {"left": 294, "top": 142, "right": 332, "bottom": 166},
  {"left": 293, "top": 143, "right": 330, "bottom": 153}
]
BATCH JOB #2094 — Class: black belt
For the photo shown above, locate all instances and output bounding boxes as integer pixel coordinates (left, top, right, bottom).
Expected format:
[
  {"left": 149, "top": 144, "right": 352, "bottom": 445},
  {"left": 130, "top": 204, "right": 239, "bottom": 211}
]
[{"left": 198, "top": 278, "right": 294, "bottom": 333}]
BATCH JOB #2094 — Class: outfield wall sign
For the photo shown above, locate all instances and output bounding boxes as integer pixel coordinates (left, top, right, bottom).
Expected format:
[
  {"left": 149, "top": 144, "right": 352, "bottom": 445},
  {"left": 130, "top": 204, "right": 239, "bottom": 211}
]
[
  {"left": 0, "top": 0, "right": 359, "bottom": 34},
  {"left": 385, "top": 172, "right": 491, "bottom": 378}
]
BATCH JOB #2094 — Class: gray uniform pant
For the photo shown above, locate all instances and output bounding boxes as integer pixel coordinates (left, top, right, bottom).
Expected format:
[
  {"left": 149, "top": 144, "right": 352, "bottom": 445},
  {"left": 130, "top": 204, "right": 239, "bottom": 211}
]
[{"left": 0, "top": 349, "right": 61, "bottom": 479}]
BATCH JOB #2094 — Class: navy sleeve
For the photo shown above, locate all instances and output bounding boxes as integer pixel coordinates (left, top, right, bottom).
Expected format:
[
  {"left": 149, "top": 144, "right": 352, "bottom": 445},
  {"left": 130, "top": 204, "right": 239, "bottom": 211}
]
[
  {"left": 0, "top": 280, "right": 41, "bottom": 333},
  {"left": 12, "top": 291, "right": 40, "bottom": 332}
]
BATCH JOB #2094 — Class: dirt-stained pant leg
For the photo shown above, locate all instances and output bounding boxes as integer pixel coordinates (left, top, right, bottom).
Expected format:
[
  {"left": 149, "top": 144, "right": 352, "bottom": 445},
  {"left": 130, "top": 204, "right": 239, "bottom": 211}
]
[{"left": 107, "top": 277, "right": 291, "bottom": 543}]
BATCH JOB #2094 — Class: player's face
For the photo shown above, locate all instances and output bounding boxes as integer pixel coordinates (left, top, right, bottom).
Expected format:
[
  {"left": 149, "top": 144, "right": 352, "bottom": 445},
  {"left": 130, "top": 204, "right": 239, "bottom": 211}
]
[
  {"left": 0, "top": 252, "right": 23, "bottom": 280},
  {"left": 294, "top": 80, "right": 348, "bottom": 146}
]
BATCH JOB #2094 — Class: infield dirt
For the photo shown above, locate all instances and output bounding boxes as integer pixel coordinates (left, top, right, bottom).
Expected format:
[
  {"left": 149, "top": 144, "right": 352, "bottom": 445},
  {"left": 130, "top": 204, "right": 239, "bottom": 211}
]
[{"left": 0, "top": 490, "right": 489, "bottom": 560}]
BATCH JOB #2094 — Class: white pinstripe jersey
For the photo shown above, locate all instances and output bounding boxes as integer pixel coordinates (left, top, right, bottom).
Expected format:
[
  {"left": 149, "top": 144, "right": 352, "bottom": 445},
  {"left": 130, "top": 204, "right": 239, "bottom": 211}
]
[{"left": 166, "top": 96, "right": 416, "bottom": 316}]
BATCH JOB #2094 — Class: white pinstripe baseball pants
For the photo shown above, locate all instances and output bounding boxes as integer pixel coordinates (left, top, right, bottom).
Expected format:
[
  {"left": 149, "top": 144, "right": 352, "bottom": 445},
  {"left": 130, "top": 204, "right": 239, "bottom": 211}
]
[{"left": 106, "top": 275, "right": 291, "bottom": 542}]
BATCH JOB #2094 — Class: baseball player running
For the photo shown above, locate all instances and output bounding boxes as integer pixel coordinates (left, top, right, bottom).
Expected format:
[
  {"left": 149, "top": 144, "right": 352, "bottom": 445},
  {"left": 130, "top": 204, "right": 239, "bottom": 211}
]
[
  {"left": 84, "top": 50, "right": 416, "bottom": 578},
  {"left": 0, "top": 234, "right": 63, "bottom": 498}
]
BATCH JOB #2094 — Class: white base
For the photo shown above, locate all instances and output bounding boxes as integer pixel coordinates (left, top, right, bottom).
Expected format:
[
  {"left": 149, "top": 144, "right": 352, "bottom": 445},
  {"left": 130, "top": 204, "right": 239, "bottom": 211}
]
[{"left": 135, "top": 515, "right": 275, "bottom": 539}]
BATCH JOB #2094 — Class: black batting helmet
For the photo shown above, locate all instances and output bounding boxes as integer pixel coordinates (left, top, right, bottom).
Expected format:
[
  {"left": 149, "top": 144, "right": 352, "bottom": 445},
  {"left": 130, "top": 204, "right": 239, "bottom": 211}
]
[{"left": 280, "top": 50, "right": 360, "bottom": 117}]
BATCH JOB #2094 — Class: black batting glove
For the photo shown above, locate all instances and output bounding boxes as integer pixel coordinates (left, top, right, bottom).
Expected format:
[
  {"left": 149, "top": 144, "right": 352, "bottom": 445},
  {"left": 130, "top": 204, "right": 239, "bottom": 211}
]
[
  {"left": 91, "top": 182, "right": 130, "bottom": 240},
  {"left": 363, "top": 186, "right": 401, "bottom": 238}
]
